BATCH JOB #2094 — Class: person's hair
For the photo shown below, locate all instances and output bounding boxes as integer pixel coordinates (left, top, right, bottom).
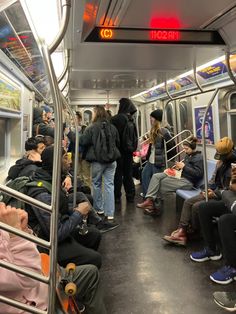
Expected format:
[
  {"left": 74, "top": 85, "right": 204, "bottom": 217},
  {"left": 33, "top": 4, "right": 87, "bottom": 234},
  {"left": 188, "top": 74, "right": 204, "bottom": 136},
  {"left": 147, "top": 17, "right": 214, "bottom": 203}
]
[
  {"left": 25, "top": 137, "right": 45, "bottom": 151},
  {"left": 183, "top": 135, "right": 198, "bottom": 150},
  {"left": 44, "top": 136, "right": 54, "bottom": 147},
  {"left": 92, "top": 106, "right": 107, "bottom": 122},
  {"left": 149, "top": 120, "right": 162, "bottom": 144},
  {"left": 76, "top": 111, "right": 82, "bottom": 120}
]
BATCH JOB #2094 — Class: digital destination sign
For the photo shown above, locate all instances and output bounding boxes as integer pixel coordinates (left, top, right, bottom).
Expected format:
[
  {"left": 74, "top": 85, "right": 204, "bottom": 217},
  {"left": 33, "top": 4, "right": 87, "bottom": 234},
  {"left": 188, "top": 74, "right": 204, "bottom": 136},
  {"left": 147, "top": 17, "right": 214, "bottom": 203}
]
[{"left": 86, "top": 27, "right": 225, "bottom": 45}]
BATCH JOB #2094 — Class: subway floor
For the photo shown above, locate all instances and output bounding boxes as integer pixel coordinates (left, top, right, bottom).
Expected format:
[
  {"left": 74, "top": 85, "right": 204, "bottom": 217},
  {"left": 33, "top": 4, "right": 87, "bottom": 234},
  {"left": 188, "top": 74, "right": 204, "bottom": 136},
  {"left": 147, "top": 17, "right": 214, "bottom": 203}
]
[{"left": 99, "top": 190, "right": 236, "bottom": 314}]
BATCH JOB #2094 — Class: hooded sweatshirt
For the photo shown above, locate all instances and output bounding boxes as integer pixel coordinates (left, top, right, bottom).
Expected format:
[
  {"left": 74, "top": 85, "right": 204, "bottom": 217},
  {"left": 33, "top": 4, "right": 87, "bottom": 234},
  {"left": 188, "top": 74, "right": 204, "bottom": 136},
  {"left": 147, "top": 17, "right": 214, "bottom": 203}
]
[
  {"left": 111, "top": 98, "right": 137, "bottom": 152},
  {"left": 0, "top": 230, "right": 48, "bottom": 313},
  {"left": 7, "top": 158, "right": 42, "bottom": 181}
]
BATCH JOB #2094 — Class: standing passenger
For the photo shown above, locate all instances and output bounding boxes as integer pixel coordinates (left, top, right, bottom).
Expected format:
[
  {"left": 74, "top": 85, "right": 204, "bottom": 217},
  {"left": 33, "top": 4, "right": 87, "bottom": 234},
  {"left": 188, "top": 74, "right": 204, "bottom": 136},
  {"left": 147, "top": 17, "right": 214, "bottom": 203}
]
[
  {"left": 111, "top": 98, "right": 138, "bottom": 203},
  {"left": 141, "top": 109, "right": 176, "bottom": 198},
  {"left": 80, "top": 106, "right": 120, "bottom": 220}
]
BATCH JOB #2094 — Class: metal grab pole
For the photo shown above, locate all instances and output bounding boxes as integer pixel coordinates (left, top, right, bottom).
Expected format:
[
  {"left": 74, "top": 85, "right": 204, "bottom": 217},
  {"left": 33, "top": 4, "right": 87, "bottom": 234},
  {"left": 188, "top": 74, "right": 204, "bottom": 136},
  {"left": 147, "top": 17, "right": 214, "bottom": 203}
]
[
  {"left": 0, "top": 260, "right": 49, "bottom": 284},
  {"left": 0, "top": 222, "right": 50, "bottom": 248},
  {"left": 62, "top": 94, "right": 79, "bottom": 208},
  {"left": 57, "top": 49, "right": 70, "bottom": 83},
  {"left": 0, "top": 295, "right": 47, "bottom": 314},
  {"left": 202, "top": 89, "right": 219, "bottom": 202},
  {"left": 49, "top": 0, "right": 72, "bottom": 54},
  {"left": 0, "top": 184, "right": 52, "bottom": 213},
  {"left": 41, "top": 44, "right": 62, "bottom": 314},
  {"left": 193, "top": 48, "right": 204, "bottom": 93}
]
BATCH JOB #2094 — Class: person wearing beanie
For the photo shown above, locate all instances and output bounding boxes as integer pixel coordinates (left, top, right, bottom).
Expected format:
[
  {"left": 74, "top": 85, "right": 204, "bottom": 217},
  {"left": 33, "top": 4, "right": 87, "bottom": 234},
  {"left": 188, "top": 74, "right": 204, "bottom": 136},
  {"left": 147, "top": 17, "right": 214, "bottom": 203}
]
[
  {"left": 137, "top": 135, "right": 204, "bottom": 215},
  {"left": 27, "top": 145, "right": 102, "bottom": 269},
  {"left": 163, "top": 136, "right": 236, "bottom": 246},
  {"left": 111, "top": 98, "right": 138, "bottom": 203},
  {"left": 141, "top": 108, "right": 176, "bottom": 198},
  {"left": 32, "top": 107, "right": 54, "bottom": 138}
]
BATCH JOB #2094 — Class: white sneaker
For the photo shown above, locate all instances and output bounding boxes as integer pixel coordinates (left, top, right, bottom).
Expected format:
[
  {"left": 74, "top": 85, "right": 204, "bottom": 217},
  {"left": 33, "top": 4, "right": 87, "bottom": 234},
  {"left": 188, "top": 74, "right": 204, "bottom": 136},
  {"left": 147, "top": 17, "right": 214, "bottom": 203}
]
[
  {"left": 97, "top": 210, "right": 104, "bottom": 215},
  {"left": 107, "top": 216, "right": 114, "bottom": 220}
]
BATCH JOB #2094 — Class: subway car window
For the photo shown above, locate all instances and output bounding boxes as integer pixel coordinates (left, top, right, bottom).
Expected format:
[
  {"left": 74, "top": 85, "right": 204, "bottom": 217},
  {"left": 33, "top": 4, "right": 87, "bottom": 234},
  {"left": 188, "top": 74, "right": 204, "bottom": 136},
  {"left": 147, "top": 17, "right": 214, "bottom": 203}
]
[
  {"left": 0, "top": 118, "right": 7, "bottom": 169},
  {"left": 138, "top": 110, "right": 141, "bottom": 135},
  {"left": 165, "top": 102, "right": 175, "bottom": 133},
  {"left": 230, "top": 93, "right": 236, "bottom": 110},
  {"left": 84, "top": 110, "right": 92, "bottom": 125},
  {"left": 230, "top": 114, "right": 236, "bottom": 145}
]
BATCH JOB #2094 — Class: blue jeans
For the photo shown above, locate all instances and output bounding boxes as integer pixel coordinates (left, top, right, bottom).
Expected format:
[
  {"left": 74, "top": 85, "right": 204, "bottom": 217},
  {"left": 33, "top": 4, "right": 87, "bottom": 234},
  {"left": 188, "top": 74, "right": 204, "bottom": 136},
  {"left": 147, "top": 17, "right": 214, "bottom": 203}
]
[
  {"left": 141, "top": 162, "right": 164, "bottom": 197},
  {"left": 91, "top": 161, "right": 117, "bottom": 217}
]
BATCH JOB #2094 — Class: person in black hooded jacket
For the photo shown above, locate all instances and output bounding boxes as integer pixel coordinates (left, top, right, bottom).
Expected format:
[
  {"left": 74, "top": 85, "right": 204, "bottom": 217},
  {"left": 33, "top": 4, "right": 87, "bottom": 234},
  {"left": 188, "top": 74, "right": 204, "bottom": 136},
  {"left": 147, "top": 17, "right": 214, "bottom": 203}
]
[
  {"left": 7, "top": 137, "right": 45, "bottom": 181},
  {"left": 111, "top": 98, "right": 138, "bottom": 203},
  {"left": 27, "top": 146, "right": 102, "bottom": 268}
]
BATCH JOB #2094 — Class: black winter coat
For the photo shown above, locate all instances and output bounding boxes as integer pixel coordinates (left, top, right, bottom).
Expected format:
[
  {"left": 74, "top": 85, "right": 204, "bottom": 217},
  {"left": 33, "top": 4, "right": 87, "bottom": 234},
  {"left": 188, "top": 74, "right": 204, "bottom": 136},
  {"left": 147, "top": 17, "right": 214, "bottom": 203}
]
[
  {"left": 182, "top": 151, "right": 204, "bottom": 185},
  {"left": 7, "top": 158, "right": 42, "bottom": 181},
  {"left": 111, "top": 100, "right": 137, "bottom": 153},
  {"left": 79, "top": 119, "right": 120, "bottom": 163}
]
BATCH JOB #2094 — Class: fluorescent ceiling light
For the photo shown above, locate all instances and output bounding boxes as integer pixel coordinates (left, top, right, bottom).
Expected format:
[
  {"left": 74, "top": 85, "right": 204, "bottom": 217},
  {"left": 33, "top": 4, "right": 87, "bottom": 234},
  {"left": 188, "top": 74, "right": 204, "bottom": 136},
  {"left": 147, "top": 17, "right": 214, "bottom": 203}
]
[{"left": 25, "top": 0, "right": 60, "bottom": 45}]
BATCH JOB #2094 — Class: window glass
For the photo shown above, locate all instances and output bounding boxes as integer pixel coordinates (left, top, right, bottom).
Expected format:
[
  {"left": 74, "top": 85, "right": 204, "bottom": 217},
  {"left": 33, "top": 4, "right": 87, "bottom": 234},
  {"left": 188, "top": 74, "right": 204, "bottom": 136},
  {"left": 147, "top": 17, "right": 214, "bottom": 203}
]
[
  {"left": 230, "top": 114, "right": 236, "bottom": 145},
  {"left": 0, "top": 119, "right": 6, "bottom": 168},
  {"left": 84, "top": 110, "right": 92, "bottom": 125},
  {"left": 230, "top": 94, "right": 236, "bottom": 110}
]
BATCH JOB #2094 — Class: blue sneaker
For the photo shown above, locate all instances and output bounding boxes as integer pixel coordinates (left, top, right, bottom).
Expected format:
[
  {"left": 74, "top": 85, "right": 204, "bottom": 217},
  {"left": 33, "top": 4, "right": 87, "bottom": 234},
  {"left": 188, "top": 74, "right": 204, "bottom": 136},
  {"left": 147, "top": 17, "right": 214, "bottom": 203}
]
[
  {"left": 210, "top": 266, "right": 236, "bottom": 285},
  {"left": 190, "top": 248, "right": 222, "bottom": 262}
]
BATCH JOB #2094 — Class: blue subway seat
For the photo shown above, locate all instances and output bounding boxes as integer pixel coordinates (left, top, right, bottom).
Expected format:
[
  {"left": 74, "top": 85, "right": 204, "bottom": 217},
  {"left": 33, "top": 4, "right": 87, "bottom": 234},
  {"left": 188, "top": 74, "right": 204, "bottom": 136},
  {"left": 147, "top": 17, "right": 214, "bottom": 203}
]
[{"left": 176, "top": 160, "right": 217, "bottom": 201}]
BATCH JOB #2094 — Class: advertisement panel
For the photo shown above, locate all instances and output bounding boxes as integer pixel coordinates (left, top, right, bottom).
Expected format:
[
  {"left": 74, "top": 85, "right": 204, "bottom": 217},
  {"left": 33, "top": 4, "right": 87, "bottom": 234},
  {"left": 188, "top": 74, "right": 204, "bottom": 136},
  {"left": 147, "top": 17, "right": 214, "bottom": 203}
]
[{"left": 194, "top": 106, "right": 214, "bottom": 144}]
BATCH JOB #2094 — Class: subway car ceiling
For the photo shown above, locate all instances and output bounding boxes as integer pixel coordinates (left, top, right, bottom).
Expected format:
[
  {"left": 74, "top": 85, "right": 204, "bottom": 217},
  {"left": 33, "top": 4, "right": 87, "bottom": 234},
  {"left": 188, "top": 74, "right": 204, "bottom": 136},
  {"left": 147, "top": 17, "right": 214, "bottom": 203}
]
[
  {"left": 64, "top": 0, "right": 236, "bottom": 104},
  {"left": 1, "top": 0, "right": 236, "bottom": 105}
]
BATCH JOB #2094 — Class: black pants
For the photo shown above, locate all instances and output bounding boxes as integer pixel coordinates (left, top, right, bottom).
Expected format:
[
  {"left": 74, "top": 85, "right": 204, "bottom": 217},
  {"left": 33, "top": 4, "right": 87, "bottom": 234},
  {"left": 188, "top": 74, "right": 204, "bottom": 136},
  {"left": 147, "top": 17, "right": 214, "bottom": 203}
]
[
  {"left": 198, "top": 200, "right": 230, "bottom": 251},
  {"left": 114, "top": 153, "right": 135, "bottom": 200},
  {"left": 218, "top": 214, "right": 236, "bottom": 268},
  {"left": 58, "top": 226, "right": 102, "bottom": 269}
]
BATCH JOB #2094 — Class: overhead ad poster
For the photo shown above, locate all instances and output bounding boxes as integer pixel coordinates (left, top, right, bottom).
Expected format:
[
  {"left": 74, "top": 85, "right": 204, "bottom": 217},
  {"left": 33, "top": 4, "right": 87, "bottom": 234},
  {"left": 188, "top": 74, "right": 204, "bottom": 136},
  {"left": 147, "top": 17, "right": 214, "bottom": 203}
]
[{"left": 194, "top": 106, "right": 214, "bottom": 144}]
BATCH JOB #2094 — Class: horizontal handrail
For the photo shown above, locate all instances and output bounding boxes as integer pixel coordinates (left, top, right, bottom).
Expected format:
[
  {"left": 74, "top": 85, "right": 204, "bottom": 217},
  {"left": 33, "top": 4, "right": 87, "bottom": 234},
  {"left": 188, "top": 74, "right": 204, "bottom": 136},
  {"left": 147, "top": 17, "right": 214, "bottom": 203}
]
[
  {"left": 0, "top": 222, "right": 50, "bottom": 249},
  {"left": 0, "top": 295, "right": 47, "bottom": 314},
  {"left": 0, "top": 260, "right": 49, "bottom": 284},
  {"left": 0, "top": 184, "right": 52, "bottom": 213}
]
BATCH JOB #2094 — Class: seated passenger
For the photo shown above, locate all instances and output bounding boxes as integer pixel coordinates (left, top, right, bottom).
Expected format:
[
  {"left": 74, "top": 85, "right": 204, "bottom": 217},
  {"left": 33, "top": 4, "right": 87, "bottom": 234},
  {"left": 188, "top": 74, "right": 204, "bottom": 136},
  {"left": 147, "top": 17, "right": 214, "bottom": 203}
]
[
  {"left": 0, "top": 202, "right": 107, "bottom": 314},
  {"left": 141, "top": 109, "right": 176, "bottom": 198},
  {"left": 137, "top": 136, "right": 203, "bottom": 215},
  {"left": 32, "top": 108, "right": 54, "bottom": 138},
  {"left": 7, "top": 136, "right": 45, "bottom": 181},
  {"left": 163, "top": 137, "right": 236, "bottom": 246},
  {"left": 27, "top": 145, "right": 102, "bottom": 268},
  {"left": 190, "top": 171, "right": 236, "bottom": 285}
]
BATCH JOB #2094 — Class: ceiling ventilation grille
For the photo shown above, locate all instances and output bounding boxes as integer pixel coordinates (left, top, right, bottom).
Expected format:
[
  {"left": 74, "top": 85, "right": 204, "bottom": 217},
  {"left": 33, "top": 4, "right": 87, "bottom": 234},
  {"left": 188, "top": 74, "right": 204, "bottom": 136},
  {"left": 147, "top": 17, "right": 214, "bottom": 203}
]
[{"left": 96, "top": 0, "right": 132, "bottom": 27}]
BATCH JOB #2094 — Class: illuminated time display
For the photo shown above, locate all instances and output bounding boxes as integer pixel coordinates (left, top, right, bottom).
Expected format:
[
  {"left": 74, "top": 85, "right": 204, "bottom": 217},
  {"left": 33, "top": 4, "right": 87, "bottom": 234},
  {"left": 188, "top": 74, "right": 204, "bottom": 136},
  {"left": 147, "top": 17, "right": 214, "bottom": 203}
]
[
  {"left": 86, "top": 27, "right": 225, "bottom": 45},
  {"left": 150, "top": 30, "right": 180, "bottom": 41}
]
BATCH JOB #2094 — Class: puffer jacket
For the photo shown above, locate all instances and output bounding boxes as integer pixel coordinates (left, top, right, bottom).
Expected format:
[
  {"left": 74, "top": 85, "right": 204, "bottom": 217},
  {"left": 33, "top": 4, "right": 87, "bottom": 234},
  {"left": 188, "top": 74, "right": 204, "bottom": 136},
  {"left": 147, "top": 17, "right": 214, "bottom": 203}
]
[
  {"left": 182, "top": 151, "right": 204, "bottom": 185},
  {"left": 0, "top": 230, "right": 48, "bottom": 313},
  {"left": 146, "top": 128, "right": 176, "bottom": 168}
]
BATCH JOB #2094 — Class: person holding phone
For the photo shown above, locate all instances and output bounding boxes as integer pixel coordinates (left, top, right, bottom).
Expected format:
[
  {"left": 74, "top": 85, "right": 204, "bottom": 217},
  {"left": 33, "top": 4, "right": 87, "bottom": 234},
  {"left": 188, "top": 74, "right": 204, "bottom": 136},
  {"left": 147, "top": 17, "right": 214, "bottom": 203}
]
[{"left": 163, "top": 137, "right": 236, "bottom": 246}]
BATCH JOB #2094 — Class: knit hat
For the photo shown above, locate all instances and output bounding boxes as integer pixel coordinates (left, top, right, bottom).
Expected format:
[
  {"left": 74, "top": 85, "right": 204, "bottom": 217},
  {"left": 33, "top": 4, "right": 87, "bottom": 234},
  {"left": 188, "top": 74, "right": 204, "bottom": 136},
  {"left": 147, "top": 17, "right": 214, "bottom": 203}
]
[
  {"left": 41, "top": 105, "right": 53, "bottom": 113},
  {"left": 214, "top": 137, "right": 234, "bottom": 160},
  {"left": 150, "top": 109, "right": 163, "bottom": 122}
]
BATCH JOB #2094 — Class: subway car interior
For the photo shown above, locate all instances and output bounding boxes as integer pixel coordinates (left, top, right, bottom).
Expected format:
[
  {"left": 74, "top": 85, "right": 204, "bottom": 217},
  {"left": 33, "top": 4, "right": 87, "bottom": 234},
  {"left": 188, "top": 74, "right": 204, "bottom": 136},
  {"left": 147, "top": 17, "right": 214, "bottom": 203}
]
[{"left": 2, "top": 0, "right": 236, "bottom": 313}]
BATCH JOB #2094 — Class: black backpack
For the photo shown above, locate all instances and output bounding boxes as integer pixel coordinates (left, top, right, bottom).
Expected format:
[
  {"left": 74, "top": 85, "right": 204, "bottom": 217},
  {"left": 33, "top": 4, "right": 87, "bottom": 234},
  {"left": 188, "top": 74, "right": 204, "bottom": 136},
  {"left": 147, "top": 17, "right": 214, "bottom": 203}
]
[
  {"left": 95, "top": 121, "right": 120, "bottom": 163},
  {"left": 122, "top": 115, "right": 138, "bottom": 153},
  {"left": 0, "top": 176, "right": 52, "bottom": 209}
]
